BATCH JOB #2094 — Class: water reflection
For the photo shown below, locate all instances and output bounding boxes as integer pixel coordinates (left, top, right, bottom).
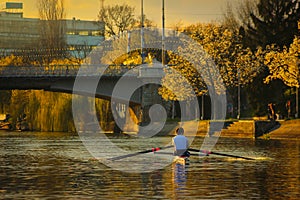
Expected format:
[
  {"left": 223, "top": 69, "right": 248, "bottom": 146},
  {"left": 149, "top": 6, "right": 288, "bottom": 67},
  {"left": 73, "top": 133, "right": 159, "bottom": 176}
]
[
  {"left": 171, "top": 163, "right": 188, "bottom": 199},
  {"left": 0, "top": 132, "right": 299, "bottom": 199},
  {"left": 173, "top": 163, "right": 187, "bottom": 189}
]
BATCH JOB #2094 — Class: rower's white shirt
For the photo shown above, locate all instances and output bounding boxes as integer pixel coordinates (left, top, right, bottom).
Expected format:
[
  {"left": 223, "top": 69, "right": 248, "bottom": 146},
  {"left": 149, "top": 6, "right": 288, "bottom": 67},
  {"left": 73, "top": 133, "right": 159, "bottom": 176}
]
[{"left": 172, "top": 135, "right": 188, "bottom": 150}]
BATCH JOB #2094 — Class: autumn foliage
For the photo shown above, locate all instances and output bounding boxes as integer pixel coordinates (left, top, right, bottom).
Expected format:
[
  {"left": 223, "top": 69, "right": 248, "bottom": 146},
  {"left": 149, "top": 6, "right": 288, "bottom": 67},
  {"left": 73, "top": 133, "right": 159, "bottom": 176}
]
[{"left": 1, "top": 20, "right": 299, "bottom": 130}]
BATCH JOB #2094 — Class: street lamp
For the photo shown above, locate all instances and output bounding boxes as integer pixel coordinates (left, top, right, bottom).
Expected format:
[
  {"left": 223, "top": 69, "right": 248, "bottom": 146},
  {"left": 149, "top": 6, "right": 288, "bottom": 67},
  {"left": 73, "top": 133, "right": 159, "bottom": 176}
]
[
  {"left": 201, "top": 93, "right": 205, "bottom": 120},
  {"left": 237, "top": 67, "right": 240, "bottom": 120},
  {"left": 141, "top": 0, "right": 145, "bottom": 64},
  {"left": 162, "top": 0, "right": 165, "bottom": 66},
  {"left": 296, "top": 20, "right": 300, "bottom": 118},
  {"left": 296, "top": 87, "right": 298, "bottom": 118}
]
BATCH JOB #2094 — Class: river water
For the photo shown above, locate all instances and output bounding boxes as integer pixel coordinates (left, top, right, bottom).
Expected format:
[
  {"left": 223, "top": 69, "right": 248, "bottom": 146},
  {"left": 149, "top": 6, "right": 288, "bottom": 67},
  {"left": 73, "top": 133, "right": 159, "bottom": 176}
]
[{"left": 0, "top": 131, "right": 299, "bottom": 199}]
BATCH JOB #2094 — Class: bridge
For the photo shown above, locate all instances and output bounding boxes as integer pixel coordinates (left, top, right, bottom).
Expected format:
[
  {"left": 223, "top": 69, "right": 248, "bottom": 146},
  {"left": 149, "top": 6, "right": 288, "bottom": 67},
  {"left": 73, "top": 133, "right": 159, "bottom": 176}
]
[
  {"left": 0, "top": 64, "right": 166, "bottom": 126},
  {"left": 0, "top": 64, "right": 157, "bottom": 105},
  {"left": 1, "top": 63, "right": 216, "bottom": 135}
]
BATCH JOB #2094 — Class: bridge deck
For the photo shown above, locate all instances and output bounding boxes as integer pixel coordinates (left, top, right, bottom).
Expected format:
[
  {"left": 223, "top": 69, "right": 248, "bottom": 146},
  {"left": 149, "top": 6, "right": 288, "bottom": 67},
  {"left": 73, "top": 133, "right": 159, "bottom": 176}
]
[{"left": 0, "top": 65, "right": 142, "bottom": 105}]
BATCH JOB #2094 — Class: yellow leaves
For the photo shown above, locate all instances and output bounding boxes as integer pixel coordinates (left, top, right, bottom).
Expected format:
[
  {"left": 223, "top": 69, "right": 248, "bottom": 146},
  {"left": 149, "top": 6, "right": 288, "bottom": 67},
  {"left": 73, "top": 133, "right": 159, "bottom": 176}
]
[
  {"left": 289, "top": 37, "right": 300, "bottom": 56},
  {"left": 49, "top": 58, "right": 82, "bottom": 65},
  {"left": 186, "top": 23, "right": 263, "bottom": 88},
  {"left": 159, "top": 68, "right": 196, "bottom": 101},
  {"left": 264, "top": 38, "right": 300, "bottom": 88},
  {"left": 122, "top": 54, "right": 140, "bottom": 65},
  {"left": 0, "top": 55, "right": 24, "bottom": 66},
  {"left": 0, "top": 54, "right": 82, "bottom": 68},
  {"left": 159, "top": 23, "right": 246, "bottom": 99}
]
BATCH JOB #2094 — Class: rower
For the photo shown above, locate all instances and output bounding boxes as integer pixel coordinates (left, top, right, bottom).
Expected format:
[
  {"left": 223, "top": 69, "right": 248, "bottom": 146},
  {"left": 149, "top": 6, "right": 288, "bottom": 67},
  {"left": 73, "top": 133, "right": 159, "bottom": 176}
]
[{"left": 172, "top": 127, "right": 190, "bottom": 157}]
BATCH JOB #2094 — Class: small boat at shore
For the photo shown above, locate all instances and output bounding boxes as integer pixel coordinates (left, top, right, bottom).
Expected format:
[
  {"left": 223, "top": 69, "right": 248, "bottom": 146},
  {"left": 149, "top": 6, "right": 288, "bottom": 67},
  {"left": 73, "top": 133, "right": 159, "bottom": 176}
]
[
  {"left": 0, "top": 114, "right": 12, "bottom": 131},
  {"left": 0, "top": 121, "right": 12, "bottom": 130}
]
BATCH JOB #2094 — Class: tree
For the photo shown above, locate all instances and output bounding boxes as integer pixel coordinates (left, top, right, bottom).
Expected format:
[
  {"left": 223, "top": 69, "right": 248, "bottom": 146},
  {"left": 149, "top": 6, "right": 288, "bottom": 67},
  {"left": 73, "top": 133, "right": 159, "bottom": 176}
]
[
  {"left": 264, "top": 37, "right": 300, "bottom": 87},
  {"left": 249, "top": 0, "right": 299, "bottom": 49},
  {"left": 224, "top": 0, "right": 300, "bottom": 50},
  {"left": 223, "top": 0, "right": 300, "bottom": 116},
  {"left": 156, "top": 23, "right": 263, "bottom": 119},
  {"left": 0, "top": 91, "right": 11, "bottom": 113},
  {"left": 158, "top": 53, "right": 206, "bottom": 102},
  {"left": 182, "top": 23, "right": 262, "bottom": 91},
  {"left": 37, "top": 0, "right": 66, "bottom": 61},
  {"left": 262, "top": 37, "right": 300, "bottom": 117},
  {"left": 98, "top": 4, "right": 136, "bottom": 37},
  {"left": 135, "top": 14, "right": 156, "bottom": 28},
  {"left": 0, "top": 54, "right": 24, "bottom": 66},
  {"left": 9, "top": 90, "right": 30, "bottom": 129},
  {"left": 223, "top": 0, "right": 258, "bottom": 32},
  {"left": 98, "top": 3, "right": 155, "bottom": 37}
]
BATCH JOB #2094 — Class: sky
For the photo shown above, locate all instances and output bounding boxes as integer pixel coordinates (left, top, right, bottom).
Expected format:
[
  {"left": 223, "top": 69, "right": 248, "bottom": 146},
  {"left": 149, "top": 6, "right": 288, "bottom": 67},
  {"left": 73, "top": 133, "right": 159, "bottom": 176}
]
[{"left": 1, "top": 0, "right": 240, "bottom": 26}]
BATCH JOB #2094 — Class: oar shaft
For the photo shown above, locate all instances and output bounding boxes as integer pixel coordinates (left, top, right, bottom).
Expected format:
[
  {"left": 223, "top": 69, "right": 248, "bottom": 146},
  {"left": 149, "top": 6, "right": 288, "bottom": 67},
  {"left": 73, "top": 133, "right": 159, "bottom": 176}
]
[
  {"left": 110, "top": 145, "right": 173, "bottom": 161},
  {"left": 154, "top": 152, "right": 199, "bottom": 156},
  {"left": 188, "top": 148, "right": 255, "bottom": 160},
  {"left": 209, "top": 151, "right": 254, "bottom": 160}
]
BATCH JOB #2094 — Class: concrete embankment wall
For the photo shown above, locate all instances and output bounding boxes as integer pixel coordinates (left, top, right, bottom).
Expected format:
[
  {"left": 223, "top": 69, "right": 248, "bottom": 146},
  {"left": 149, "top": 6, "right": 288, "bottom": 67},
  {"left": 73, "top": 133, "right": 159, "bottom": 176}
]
[
  {"left": 159, "top": 120, "right": 279, "bottom": 138},
  {"left": 220, "top": 120, "right": 279, "bottom": 138},
  {"left": 220, "top": 121, "right": 255, "bottom": 138},
  {"left": 156, "top": 120, "right": 209, "bottom": 136}
]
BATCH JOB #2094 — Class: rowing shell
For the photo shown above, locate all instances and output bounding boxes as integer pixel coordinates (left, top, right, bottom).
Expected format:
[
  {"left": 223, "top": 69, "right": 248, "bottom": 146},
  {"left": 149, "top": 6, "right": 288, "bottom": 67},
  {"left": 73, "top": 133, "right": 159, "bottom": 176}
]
[{"left": 173, "top": 156, "right": 189, "bottom": 165}]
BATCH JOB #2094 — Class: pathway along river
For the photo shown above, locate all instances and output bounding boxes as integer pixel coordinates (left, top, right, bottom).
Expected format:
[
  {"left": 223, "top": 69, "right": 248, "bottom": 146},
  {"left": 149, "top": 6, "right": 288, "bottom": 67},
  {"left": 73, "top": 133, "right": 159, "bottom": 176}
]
[{"left": 0, "top": 131, "right": 299, "bottom": 199}]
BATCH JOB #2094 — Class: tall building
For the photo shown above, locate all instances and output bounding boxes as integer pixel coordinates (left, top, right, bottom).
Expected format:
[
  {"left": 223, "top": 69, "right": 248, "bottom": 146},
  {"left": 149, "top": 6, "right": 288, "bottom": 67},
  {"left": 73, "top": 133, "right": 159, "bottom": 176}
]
[{"left": 0, "top": 2, "right": 104, "bottom": 57}]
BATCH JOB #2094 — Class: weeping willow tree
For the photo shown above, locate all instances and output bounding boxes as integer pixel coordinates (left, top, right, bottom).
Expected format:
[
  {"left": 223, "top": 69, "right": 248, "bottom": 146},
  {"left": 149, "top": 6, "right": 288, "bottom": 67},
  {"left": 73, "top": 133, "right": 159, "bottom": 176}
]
[
  {"left": 6, "top": 90, "right": 116, "bottom": 132},
  {"left": 0, "top": 54, "right": 115, "bottom": 132},
  {"left": 0, "top": 91, "right": 11, "bottom": 114},
  {"left": 9, "top": 90, "right": 30, "bottom": 128}
]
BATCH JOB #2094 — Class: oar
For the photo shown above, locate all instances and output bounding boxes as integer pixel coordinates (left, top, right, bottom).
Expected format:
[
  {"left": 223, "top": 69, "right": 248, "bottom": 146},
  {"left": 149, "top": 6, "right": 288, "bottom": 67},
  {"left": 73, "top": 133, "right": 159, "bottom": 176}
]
[
  {"left": 154, "top": 151, "right": 199, "bottom": 156},
  {"left": 188, "top": 148, "right": 255, "bottom": 160},
  {"left": 109, "top": 145, "right": 173, "bottom": 161}
]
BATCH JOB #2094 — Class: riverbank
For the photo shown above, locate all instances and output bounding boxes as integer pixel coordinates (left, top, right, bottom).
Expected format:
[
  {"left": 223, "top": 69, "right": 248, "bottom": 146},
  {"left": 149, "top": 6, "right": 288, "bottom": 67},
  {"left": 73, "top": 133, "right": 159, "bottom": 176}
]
[
  {"left": 157, "top": 119, "right": 300, "bottom": 140},
  {"left": 260, "top": 119, "right": 300, "bottom": 140}
]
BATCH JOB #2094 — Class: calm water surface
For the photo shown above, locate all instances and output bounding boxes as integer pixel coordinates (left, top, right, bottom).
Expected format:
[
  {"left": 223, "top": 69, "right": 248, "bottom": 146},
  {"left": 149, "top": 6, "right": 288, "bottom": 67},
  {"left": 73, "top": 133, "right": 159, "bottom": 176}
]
[{"left": 0, "top": 131, "right": 299, "bottom": 199}]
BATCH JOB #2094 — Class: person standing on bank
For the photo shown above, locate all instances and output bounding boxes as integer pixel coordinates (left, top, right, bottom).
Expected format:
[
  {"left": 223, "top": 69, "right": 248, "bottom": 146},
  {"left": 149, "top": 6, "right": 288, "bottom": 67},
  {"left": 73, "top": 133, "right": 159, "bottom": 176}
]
[{"left": 172, "top": 127, "right": 190, "bottom": 157}]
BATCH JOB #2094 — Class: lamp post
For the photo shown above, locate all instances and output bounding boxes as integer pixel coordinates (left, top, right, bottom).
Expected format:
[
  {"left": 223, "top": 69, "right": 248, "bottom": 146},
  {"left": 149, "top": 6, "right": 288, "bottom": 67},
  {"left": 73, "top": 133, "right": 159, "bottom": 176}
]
[
  {"left": 141, "top": 0, "right": 145, "bottom": 64},
  {"left": 296, "top": 20, "right": 300, "bottom": 118},
  {"left": 162, "top": 0, "right": 165, "bottom": 67},
  {"left": 139, "top": 0, "right": 145, "bottom": 123},
  {"left": 296, "top": 87, "right": 298, "bottom": 118},
  {"left": 237, "top": 67, "right": 240, "bottom": 120},
  {"left": 201, "top": 94, "right": 205, "bottom": 120}
]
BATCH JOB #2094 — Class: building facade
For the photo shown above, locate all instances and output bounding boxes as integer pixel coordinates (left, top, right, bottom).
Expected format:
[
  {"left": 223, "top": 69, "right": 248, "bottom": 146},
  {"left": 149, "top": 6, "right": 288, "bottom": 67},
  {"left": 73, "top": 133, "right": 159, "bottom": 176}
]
[{"left": 0, "top": 2, "right": 104, "bottom": 57}]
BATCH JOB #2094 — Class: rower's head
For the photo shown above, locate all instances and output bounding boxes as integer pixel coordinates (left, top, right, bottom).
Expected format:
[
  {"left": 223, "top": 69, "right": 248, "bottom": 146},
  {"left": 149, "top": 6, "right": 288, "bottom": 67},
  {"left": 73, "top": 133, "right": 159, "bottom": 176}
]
[{"left": 176, "top": 127, "right": 184, "bottom": 135}]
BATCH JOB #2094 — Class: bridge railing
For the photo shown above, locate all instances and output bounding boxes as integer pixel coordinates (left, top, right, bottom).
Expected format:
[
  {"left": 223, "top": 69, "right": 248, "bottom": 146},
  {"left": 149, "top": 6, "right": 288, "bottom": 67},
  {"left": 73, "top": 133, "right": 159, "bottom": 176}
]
[
  {"left": 0, "top": 64, "right": 80, "bottom": 77},
  {"left": 0, "top": 64, "right": 139, "bottom": 77}
]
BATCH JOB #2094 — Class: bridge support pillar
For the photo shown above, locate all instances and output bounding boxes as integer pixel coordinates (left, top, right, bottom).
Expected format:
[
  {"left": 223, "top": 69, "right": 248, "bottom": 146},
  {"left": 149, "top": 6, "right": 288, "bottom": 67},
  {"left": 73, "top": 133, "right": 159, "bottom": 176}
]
[
  {"left": 111, "top": 101, "right": 126, "bottom": 134},
  {"left": 138, "top": 64, "right": 167, "bottom": 128},
  {"left": 140, "top": 84, "right": 164, "bottom": 124}
]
